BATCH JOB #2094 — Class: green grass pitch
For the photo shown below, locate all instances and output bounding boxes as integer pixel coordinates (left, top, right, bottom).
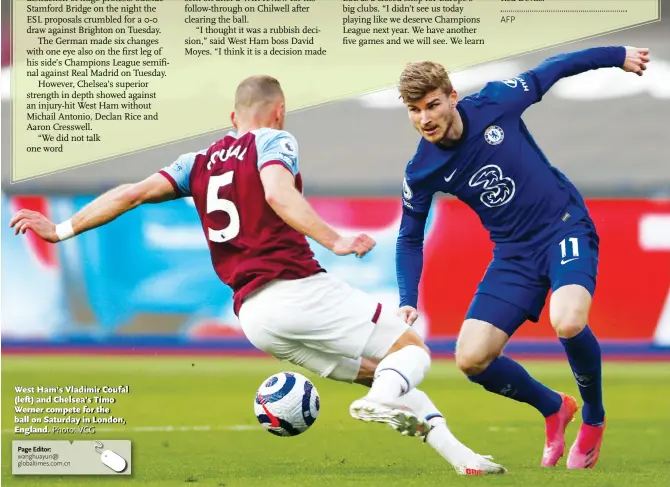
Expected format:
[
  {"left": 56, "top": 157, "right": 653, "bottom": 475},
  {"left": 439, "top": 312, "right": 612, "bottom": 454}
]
[{"left": 2, "top": 356, "right": 670, "bottom": 486}]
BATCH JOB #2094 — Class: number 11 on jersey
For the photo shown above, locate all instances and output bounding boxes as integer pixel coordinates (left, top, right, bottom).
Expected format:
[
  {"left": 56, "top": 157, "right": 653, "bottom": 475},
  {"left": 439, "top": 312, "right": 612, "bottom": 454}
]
[{"left": 559, "top": 237, "right": 579, "bottom": 264}]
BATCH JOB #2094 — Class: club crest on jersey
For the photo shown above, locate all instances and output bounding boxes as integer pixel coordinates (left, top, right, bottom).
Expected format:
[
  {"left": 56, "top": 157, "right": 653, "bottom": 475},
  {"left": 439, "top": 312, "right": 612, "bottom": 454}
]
[
  {"left": 484, "top": 125, "right": 504, "bottom": 146},
  {"left": 402, "top": 177, "right": 413, "bottom": 201}
]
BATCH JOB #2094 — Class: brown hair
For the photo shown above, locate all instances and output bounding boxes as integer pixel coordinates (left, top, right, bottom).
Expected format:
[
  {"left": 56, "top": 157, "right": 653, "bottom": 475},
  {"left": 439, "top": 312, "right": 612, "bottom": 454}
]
[
  {"left": 234, "top": 75, "right": 284, "bottom": 110},
  {"left": 398, "top": 61, "right": 453, "bottom": 104}
]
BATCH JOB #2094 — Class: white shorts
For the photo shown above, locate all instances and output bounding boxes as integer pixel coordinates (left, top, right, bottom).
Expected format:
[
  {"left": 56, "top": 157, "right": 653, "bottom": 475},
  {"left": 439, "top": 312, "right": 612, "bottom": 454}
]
[{"left": 238, "top": 272, "right": 410, "bottom": 383}]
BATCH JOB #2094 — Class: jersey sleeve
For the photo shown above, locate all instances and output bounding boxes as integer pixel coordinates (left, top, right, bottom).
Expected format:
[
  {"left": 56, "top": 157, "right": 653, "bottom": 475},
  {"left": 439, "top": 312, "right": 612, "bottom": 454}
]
[
  {"left": 159, "top": 152, "right": 199, "bottom": 197},
  {"left": 401, "top": 175, "right": 434, "bottom": 216},
  {"left": 477, "top": 72, "right": 541, "bottom": 115},
  {"left": 397, "top": 174, "right": 434, "bottom": 308},
  {"left": 396, "top": 209, "right": 429, "bottom": 309},
  {"left": 478, "top": 46, "right": 626, "bottom": 115},
  {"left": 254, "top": 129, "right": 300, "bottom": 177}
]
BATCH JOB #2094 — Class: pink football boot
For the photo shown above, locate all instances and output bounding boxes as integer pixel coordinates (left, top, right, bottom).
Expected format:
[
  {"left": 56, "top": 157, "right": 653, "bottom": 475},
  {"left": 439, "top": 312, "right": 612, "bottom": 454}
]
[
  {"left": 541, "top": 394, "right": 579, "bottom": 467},
  {"left": 567, "top": 419, "right": 606, "bottom": 469}
]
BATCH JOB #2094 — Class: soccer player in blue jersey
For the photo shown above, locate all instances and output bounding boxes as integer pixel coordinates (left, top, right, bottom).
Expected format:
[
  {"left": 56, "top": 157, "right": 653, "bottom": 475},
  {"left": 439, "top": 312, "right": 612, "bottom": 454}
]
[{"left": 394, "top": 46, "right": 650, "bottom": 469}]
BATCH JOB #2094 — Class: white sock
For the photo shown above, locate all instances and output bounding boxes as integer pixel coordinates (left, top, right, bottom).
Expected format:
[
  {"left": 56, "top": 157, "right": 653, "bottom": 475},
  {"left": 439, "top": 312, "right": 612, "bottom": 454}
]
[
  {"left": 365, "top": 345, "right": 430, "bottom": 403},
  {"left": 395, "top": 389, "right": 475, "bottom": 465},
  {"left": 425, "top": 421, "right": 475, "bottom": 465}
]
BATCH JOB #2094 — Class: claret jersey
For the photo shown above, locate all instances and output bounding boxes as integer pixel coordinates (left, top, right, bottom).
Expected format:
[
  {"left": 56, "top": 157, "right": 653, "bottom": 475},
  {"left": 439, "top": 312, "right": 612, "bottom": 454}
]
[{"left": 159, "top": 128, "right": 324, "bottom": 314}]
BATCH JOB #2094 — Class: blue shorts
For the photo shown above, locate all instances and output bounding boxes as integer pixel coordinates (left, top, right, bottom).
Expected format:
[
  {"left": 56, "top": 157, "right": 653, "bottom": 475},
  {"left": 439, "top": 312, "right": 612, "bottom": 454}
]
[{"left": 466, "top": 217, "right": 599, "bottom": 336}]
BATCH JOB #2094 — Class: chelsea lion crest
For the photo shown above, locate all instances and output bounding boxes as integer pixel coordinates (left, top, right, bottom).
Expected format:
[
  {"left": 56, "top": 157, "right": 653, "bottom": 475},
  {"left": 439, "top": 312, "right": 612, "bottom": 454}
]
[{"left": 484, "top": 125, "right": 504, "bottom": 145}]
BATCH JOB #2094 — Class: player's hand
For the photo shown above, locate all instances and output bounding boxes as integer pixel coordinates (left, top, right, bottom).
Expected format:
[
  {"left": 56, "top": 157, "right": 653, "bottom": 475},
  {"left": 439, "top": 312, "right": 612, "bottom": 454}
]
[
  {"left": 332, "top": 233, "right": 376, "bottom": 257},
  {"left": 622, "top": 47, "right": 650, "bottom": 76},
  {"left": 9, "top": 209, "right": 59, "bottom": 243},
  {"left": 397, "top": 306, "right": 418, "bottom": 326}
]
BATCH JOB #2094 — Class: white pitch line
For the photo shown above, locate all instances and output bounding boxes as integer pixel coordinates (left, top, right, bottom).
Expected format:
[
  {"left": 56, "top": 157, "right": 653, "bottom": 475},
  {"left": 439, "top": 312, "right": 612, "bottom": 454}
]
[
  {"left": 488, "top": 426, "right": 518, "bottom": 432},
  {"left": 2, "top": 424, "right": 262, "bottom": 434}
]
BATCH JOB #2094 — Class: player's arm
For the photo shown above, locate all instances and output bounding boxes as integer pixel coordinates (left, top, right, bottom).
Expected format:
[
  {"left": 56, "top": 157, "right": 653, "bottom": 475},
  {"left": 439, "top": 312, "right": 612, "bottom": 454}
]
[
  {"left": 484, "top": 46, "right": 648, "bottom": 113},
  {"left": 396, "top": 209, "right": 429, "bottom": 307},
  {"left": 10, "top": 152, "right": 197, "bottom": 243},
  {"left": 261, "top": 166, "right": 335, "bottom": 248},
  {"left": 257, "top": 131, "right": 374, "bottom": 257},
  {"left": 395, "top": 176, "right": 434, "bottom": 321}
]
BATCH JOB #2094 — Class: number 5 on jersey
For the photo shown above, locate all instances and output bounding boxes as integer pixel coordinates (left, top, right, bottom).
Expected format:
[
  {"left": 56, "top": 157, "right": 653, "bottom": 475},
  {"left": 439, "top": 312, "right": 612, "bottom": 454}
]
[
  {"left": 559, "top": 237, "right": 579, "bottom": 265},
  {"left": 207, "top": 171, "right": 240, "bottom": 243}
]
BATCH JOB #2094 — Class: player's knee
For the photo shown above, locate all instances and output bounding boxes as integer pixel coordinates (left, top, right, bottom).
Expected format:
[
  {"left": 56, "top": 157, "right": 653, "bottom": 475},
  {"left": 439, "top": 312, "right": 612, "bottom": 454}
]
[
  {"left": 551, "top": 311, "right": 587, "bottom": 339},
  {"left": 455, "top": 319, "right": 505, "bottom": 376},
  {"left": 455, "top": 334, "right": 500, "bottom": 375},
  {"left": 550, "top": 285, "right": 591, "bottom": 338},
  {"left": 455, "top": 346, "right": 495, "bottom": 376},
  {"left": 388, "top": 328, "right": 430, "bottom": 357},
  {"left": 550, "top": 299, "right": 589, "bottom": 338}
]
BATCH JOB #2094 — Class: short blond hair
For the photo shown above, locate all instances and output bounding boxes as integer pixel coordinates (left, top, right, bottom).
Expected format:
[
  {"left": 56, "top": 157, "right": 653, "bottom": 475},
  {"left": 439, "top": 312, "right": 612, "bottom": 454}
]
[
  {"left": 398, "top": 61, "right": 453, "bottom": 103},
  {"left": 234, "top": 75, "right": 284, "bottom": 111}
]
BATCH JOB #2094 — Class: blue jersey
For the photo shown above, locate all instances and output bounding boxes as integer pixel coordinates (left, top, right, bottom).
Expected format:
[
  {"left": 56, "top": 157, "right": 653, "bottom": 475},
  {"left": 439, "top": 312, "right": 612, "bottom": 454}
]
[{"left": 397, "top": 46, "right": 626, "bottom": 308}]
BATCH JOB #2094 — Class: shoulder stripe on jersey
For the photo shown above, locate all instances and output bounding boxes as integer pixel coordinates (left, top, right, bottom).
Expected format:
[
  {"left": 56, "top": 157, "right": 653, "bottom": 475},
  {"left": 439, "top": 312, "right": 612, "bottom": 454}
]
[
  {"left": 259, "top": 159, "right": 296, "bottom": 176},
  {"left": 159, "top": 170, "right": 182, "bottom": 195}
]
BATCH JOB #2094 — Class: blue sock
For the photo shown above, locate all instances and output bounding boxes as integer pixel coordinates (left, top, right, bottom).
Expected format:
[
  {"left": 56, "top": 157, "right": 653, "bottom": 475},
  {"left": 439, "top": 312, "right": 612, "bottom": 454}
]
[
  {"left": 560, "top": 325, "right": 605, "bottom": 426},
  {"left": 468, "top": 356, "right": 562, "bottom": 417}
]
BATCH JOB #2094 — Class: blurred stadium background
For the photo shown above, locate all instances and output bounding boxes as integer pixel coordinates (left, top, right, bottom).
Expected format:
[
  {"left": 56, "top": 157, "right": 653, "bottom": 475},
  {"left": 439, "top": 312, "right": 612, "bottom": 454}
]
[{"left": 1, "top": 4, "right": 669, "bottom": 357}]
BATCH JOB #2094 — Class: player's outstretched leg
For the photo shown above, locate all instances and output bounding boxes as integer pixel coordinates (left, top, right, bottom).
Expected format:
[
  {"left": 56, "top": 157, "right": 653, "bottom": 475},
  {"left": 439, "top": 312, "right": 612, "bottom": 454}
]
[
  {"left": 456, "top": 306, "right": 578, "bottom": 467},
  {"left": 353, "top": 359, "right": 506, "bottom": 475},
  {"left": 349, "top": 358, "right": 429, "bottom": 438},
  {"left": 551, "top": 284, "right": 605, "bottom": 469},
  {"left": 349, "top": 325, "right": 431, "bottom": 432},
  {"left": 347, "top": 304, "right": 439, "bottom": 436},
  {"left": 394, "top": 389, "right": 507, "bottom": 475}
]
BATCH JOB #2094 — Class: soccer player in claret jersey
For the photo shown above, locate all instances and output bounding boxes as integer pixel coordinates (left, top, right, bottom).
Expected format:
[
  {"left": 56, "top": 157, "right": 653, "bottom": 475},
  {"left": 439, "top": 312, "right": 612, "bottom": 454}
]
[
  {"left": 11, "top": 75, "right": 506, "bottom": 475},
  {"left": 394, "top": 46, "right": 650, "bottom": 469}
]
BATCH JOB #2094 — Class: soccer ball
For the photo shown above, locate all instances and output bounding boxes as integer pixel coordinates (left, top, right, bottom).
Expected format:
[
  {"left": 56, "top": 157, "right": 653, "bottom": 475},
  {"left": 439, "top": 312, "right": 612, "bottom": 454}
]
[{"left": 254, "top": 371, "right": 320, "bottom": 436}]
